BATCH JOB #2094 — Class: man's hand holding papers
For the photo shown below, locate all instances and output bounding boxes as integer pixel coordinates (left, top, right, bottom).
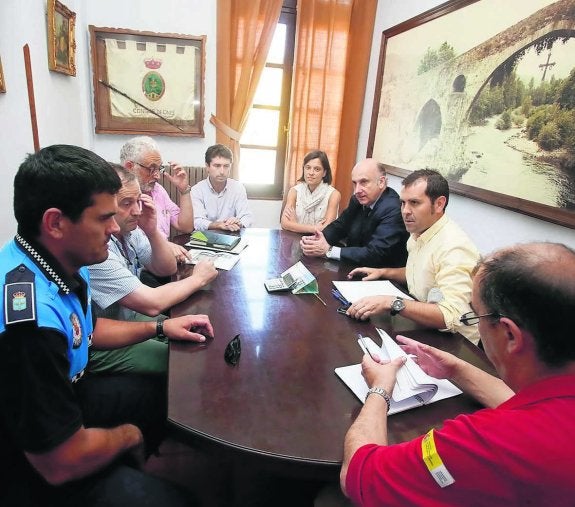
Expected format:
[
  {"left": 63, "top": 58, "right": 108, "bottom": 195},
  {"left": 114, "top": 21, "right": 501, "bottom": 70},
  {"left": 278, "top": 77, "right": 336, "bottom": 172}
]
[{"left": 335, "top": 330, "right": 462, "bottom": 415}]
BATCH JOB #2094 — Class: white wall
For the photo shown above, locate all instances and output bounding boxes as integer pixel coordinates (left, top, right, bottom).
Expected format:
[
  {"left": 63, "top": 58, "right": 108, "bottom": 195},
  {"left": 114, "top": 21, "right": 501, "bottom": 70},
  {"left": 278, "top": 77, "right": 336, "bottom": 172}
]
[
  {"left": 83, "top": 0, "right": 281, "bottom": 229},
  {"left": 81, "top": 0, "right": 217, "bottom": 164},
  {"left": 360, "top": 0, "right": 574, "bottom": 254},
  {"left": 0, "top": 0, "right": 277, "bottom": 243},
  {"left": 0, "top": 0, "right": 87, "bottom": 240},
  {"left": 0, "top": 0, "right": 572, "bottom": 248}
]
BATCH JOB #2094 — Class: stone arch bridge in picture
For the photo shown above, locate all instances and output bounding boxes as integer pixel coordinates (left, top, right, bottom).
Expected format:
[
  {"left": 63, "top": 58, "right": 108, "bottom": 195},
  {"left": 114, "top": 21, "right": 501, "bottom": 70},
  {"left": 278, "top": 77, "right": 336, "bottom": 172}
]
[{"left": 375, "top": 0, "right": 575, "bottom": 178}]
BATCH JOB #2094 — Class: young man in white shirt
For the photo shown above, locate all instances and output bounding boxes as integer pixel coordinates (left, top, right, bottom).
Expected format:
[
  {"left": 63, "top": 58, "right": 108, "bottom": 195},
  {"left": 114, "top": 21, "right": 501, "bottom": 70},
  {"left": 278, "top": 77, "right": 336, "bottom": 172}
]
[{"left": 191, "top": 144, "right": 253, "bottom": 231}]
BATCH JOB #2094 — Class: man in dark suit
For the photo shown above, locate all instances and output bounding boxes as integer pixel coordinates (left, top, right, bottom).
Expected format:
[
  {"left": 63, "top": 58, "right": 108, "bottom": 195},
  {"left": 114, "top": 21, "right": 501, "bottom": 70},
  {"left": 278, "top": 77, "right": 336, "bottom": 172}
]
[{"left": 300, "top": 159, "right": 408, "bottom": 267}]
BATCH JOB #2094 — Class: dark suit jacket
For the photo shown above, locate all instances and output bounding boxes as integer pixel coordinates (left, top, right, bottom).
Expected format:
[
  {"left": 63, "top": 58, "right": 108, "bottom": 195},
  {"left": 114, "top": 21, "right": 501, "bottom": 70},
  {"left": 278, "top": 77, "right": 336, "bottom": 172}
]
[{"left": 323, "top": 187, "right": 408, "bottom": 267}]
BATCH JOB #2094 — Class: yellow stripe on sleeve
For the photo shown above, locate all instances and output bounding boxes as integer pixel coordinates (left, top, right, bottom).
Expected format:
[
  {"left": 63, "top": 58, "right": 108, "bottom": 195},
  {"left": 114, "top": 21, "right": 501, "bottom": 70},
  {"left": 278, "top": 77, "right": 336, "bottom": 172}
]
[{"left": 421, "top": 429, "right": 455, "bottom": 488}]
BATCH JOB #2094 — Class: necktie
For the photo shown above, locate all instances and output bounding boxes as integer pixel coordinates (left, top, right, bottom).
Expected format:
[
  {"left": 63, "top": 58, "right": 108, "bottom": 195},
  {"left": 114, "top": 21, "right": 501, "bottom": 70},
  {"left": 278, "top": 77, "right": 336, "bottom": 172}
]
[{"left": 360, "top": 206, "right": 371, "bottom": 242}]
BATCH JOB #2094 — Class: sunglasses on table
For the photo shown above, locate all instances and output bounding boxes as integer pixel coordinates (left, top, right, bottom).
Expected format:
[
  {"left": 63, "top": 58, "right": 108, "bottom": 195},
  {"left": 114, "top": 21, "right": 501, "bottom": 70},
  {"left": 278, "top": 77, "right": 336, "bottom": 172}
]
[{"left": 224, "top": 334, "right": 241, "bottom": 366}]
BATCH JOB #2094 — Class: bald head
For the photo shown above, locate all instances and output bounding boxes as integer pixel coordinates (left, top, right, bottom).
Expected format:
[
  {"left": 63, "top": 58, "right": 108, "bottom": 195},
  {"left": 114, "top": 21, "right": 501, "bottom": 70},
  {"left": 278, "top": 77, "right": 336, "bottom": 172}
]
[
  {"left": 476, "top": 242, "right": 575, "bottom": 367},
  {"left": 478, "top": 242, "right": 575, "bottom": 290},
  {"left": 351, "top": 159, "right": 387, "bottom": 206}
]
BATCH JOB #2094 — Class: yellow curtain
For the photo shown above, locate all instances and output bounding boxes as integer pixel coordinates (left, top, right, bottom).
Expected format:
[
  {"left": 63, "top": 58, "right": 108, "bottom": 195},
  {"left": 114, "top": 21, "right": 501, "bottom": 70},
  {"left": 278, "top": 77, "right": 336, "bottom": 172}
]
[
  {"left": 212, "top": 0, "right": 283, "bottom": 178},
  {"left": 285, "top": 0, "right": 377, "bottom": 205}
]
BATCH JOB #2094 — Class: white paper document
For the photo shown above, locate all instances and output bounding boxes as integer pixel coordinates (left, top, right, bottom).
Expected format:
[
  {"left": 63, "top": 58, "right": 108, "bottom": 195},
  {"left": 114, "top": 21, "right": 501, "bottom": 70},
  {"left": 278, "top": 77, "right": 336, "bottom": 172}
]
[
  {"left": 335, "top": 329, "right": 462, "bottom": 415},
  {"left": 281, "top": 261, "right": 316, "bottom": 294},
  {"left": 185, "top": 250, "right": 241, "bottom": 271},
  {"left": 332, "top": 280, "right": 413, "bottom": 303}
]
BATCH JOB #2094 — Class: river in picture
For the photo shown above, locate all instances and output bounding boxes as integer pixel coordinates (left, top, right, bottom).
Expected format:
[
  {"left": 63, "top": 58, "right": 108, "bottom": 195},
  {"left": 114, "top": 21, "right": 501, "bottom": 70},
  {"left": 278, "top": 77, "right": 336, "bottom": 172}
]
[{"left": 460, "top": 116, "right": 575, "bottom": 209}]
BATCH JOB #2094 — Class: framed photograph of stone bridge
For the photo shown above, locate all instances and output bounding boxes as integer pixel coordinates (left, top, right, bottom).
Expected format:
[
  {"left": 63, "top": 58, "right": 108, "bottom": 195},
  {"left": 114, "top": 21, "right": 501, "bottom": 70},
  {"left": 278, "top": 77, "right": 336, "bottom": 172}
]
[{"left": 367, "top": 0, "right": 575, "bottom": 229}]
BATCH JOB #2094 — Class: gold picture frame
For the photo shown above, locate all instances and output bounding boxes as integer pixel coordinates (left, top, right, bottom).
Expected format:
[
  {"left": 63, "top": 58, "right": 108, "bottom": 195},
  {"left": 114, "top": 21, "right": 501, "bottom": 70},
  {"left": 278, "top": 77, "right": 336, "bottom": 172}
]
[
  {"left": 47, "top": 0, "right": 76, "bottom": 76},
  {"left": 89, "top": 26, "right": 205, "bottom": 137},
  {"left": 0, "top": 56, "right": 6, "bottom": 93}
]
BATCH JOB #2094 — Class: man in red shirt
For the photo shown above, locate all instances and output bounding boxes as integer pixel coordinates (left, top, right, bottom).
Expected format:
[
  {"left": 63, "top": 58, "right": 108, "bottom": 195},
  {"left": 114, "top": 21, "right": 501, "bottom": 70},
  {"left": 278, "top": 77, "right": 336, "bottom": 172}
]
[{"left": 341, "top": 242, "right": 575, "bottom": 506}]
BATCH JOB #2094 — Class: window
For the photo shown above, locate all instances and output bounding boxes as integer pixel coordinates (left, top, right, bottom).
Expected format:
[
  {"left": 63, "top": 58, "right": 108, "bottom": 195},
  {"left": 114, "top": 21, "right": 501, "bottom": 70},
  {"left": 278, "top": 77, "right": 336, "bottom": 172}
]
[{"left": 239, "top": 2, "right": 296, "bottom": 199}]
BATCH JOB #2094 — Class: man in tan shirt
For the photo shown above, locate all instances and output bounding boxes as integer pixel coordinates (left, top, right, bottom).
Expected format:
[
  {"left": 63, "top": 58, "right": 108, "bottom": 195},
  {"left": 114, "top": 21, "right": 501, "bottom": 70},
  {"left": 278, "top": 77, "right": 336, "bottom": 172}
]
[{"left": 346, "top": 169, "right": 480, "bottom": 344}]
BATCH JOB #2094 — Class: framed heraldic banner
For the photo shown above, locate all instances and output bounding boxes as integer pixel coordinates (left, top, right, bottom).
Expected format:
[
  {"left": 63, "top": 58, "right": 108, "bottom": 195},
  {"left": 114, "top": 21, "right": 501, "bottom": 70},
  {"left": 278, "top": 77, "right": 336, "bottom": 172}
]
[{"left": 89, "top": 26, "right": 205, "bottom": 137}]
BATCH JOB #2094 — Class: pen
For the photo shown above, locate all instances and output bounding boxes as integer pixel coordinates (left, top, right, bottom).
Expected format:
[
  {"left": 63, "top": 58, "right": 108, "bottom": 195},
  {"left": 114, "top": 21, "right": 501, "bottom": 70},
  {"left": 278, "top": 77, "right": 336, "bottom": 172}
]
[
  {"left": 338, "top": 293, "right": 351, "bottom": 307},
  {"left": 331, "top": 288, "right": 350, "bottom": 307},
  {"left": 331, "top": 288, "right": 346, "bottom": 300},
  {"left": 314, "top": 293, "right": 327, "bottom": 306},
  {"left": 357, "top": 333, "right": 375, "bottom": 361},
  {"left": 331, "top": 292, "right": 346, "bottom": 305}
]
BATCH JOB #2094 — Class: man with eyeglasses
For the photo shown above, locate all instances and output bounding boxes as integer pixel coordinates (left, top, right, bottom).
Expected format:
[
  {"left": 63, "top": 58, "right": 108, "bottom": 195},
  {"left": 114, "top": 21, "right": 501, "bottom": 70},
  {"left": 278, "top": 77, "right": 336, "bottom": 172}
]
[
  {"left": 340, "top": 242, "right": 575, "bottom": 506},
  {"left": 346, "top": 169, "right": 480, "bottom": 344},
  {"left": 191, "top": 144, "right": 253, "bottom": 231},
  {"left": 120, "top": 136, "right": 194, "bottom": 264}
]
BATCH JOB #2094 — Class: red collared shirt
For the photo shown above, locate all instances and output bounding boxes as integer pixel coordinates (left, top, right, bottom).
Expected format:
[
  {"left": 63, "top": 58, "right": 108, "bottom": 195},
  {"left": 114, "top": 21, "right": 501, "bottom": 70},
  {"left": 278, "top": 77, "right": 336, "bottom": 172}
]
[{"left": 346, "top": 374, "right": 575, "bottom": 506}]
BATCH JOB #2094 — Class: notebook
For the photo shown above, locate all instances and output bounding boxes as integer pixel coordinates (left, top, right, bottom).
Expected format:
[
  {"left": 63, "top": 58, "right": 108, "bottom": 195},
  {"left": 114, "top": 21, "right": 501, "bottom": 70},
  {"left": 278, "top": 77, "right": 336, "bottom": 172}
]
[{"left": 186, "top": 230, "right": 241, "bottom": 251}]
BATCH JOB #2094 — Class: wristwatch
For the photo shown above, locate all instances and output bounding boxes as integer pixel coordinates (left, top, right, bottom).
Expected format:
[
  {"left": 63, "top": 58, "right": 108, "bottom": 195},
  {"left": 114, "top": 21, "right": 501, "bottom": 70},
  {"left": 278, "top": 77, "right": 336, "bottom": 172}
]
[
  {"left": 156, "top": 317, "right": 167, "bottom": 339},
  {"left": 390, "top": 296, "right": 405, "bottom": 316},
  {"left": 325, "top": 246, "right": 334, "bottom": 259}
]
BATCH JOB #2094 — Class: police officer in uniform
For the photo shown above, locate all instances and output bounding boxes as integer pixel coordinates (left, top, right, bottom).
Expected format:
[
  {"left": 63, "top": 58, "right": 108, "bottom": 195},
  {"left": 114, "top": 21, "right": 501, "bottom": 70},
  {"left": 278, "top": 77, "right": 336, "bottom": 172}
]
[{"left": 0, "top": 145, "right": 212, "bottom": 506}]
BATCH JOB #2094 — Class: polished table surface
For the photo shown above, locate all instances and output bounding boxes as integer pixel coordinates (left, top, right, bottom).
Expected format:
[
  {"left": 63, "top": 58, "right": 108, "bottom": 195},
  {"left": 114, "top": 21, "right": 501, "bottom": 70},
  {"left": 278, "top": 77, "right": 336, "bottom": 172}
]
[{"left": 168, "top": 229, "right": 494, "bottom": 479}]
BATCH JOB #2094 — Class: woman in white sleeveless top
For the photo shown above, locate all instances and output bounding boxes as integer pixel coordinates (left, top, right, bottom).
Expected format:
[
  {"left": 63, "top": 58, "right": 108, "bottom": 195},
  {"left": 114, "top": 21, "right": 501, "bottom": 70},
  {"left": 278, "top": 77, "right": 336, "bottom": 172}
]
[{"left": 281, "top": 150, "right": 341, "bottom": 233}]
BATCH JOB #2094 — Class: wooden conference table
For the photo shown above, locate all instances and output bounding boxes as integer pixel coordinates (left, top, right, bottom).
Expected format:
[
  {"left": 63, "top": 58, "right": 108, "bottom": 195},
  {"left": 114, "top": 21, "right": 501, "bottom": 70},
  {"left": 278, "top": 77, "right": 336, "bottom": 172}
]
[{"left": 168, "top": 229, "right": 494, "bottom": 480}]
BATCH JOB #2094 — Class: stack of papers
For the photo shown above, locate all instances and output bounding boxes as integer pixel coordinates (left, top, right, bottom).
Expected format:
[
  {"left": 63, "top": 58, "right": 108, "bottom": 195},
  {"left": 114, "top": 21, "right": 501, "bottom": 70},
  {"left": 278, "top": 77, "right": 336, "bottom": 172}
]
[
  {"left": 185, "top": 250, "right": 241, "bottom": 271},
  {"left": 184, "top": 236, "right": 248, "bottom": 271},
  {"left": 335, "top": 329, "right": 461, "bottom": 415}
]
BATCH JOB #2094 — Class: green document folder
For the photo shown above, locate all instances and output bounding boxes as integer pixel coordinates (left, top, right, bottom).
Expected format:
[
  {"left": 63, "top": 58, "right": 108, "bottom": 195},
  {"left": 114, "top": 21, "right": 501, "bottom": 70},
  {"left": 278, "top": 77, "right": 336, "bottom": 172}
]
[{"left": 188, "top": 230, "right": 241, "bottom": 251}]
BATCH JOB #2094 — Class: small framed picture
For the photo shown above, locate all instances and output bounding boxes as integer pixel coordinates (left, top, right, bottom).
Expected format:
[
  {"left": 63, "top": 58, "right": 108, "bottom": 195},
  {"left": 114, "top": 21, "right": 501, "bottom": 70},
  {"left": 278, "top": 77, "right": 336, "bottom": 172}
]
[
  {"left": 47, "top": 0, "right": 76, "bottom": 76},
  {"left": 0, "top": 56, "right": 6, "bottom": 93}
]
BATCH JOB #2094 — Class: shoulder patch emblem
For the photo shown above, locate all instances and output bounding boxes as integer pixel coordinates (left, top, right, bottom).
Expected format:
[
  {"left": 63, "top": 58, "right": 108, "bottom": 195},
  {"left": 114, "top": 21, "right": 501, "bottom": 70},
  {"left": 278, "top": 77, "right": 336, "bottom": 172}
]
[
  {"left": 4, "top": 282, "right": 36, "bottom": 325},
  {"left": 70, "top": 312, "right": 82, "bottom": 348}
]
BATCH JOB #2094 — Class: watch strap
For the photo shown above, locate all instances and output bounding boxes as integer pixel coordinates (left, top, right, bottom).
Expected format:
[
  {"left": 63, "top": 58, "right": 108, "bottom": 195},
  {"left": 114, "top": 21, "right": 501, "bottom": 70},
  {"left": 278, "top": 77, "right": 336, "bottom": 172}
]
[
  {"left": 365, "top": 386, "right": 391, "bottom": 412},
  {"left": 156, "top": 317, "right": 167, "bottom": 339}
]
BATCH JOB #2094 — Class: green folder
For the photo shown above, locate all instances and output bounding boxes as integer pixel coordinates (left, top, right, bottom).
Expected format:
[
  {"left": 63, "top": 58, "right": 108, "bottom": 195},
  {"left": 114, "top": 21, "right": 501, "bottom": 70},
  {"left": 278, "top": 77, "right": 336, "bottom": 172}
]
[{"left": 188, "top": 230, "right": 241, "bottom": 251}]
